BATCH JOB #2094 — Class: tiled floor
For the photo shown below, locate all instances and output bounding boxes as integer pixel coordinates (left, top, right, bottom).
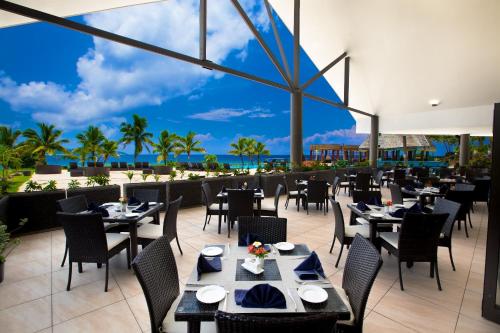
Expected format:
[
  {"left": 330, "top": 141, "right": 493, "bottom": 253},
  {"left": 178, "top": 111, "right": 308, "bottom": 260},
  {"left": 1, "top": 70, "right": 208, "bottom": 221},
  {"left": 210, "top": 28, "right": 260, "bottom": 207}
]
[{"left": 1, "top": 188, "right": 499, "bottom": 333}]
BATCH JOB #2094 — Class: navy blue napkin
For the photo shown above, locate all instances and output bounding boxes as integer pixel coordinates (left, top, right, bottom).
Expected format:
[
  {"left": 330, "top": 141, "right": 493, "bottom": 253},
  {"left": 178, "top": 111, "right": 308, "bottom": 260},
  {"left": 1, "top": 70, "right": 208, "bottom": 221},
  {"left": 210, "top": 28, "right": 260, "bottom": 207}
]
[
  {"left": 196, "top": 254, "right": 222, "bottom": 280},
  {"left": 128, "top": 196, "right": 141, "bottom": 206},
  {"left": 367, "top": 196, "right": 383, "bottom": 207},
  {"left": 407, "top": 203, "right": 422, "bottom": 214},
  {"left": 356, "top": 201, "right": 370, "bottom": 212},
  {"left": 88, "top": 202, "right": 109, "bottom": 217},
  {"left": 389, "top": 208, "right": 406, "bottom": 218},
  {"left": 132, "top": 202, "right": 149, "bottom": 213},
  {"left": 294, "top": 251, "right": 326, "bottom": 280},
  {"left": 404, "top": 185, "right": 416, "bottom": 191},
  {"left": 234, "top": 284, "right": 286, "bottom": 309}
]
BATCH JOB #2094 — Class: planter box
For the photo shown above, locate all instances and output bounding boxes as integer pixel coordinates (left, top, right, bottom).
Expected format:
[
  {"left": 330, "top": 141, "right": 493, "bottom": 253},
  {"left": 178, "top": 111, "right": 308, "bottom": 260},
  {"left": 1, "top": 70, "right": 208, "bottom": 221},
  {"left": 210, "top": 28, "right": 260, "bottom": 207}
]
[
  {"left": 70, "top": 169, "right": 84, "bottom": 177},
  {"left": 5, "top": 190, "right": 66, "bottom": 234},
  {"left": 168, "top": 179, "right": 203, "bottom": 207},
  {"left": 84, "top": 167, "right": 110, "bottom": 177},
  {"left": 123, "top": 182, "right": 169, "bottom": 211},
  {"left": 35, "top": 165, "right": 62, "bottom": 174},
  {"left": 153, "top": 165, "right": 172, "bottom": 175},
  {"left": 67, "top": 185, "right": 120, "bottom": 206}
]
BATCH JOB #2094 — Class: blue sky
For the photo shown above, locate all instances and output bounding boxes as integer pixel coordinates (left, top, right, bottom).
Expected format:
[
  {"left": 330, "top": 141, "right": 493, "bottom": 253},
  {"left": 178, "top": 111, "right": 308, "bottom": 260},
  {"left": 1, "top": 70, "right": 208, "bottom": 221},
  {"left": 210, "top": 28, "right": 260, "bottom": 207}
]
[{"left": 0, "top": 0, "right": 365, "bottom": 155}]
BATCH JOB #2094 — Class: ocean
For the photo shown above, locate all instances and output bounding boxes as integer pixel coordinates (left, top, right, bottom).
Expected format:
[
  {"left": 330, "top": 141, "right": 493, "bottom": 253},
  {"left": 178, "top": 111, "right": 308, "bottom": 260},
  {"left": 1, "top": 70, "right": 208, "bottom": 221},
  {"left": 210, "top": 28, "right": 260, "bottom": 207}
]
[{"left": 46, "top": 154, "right": 290, "bottom": 169}]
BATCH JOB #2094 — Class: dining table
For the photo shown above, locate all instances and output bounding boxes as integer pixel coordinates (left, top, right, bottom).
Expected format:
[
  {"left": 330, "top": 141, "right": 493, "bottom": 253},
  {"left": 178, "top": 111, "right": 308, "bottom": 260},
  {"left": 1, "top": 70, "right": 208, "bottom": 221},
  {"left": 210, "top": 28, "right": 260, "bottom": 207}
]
[
  {"left": 174, "top": 243, "right": 351, "bottom": 333},
  {"left": 215, "top": 189, "right": 264, "bottom": 234},
  {"left": 98, "top": 202, "right": 164, "bottom": 259},
  {"left": 401, "top": 186, "right": 446, "bottom": 206}
]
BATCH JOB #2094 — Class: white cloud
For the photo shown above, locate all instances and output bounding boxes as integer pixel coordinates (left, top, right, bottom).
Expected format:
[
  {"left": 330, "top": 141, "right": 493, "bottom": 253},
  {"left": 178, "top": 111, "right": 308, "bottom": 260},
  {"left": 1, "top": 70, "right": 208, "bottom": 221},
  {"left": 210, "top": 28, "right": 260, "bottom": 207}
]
[
  {"left": 265, "top": 135, "right": 290, "bottom": 145},
  {"left": 303, "top": 125, "right": 367, "bottom": 144},
  {"left": 194, "top": 133, "right": 214, "bottom": 141},
  {"left": 0, "top": 0, "right": 268, "bottom": 129},
  {"left": 189, "top": 106, "right": 274, "bottom": 121}
]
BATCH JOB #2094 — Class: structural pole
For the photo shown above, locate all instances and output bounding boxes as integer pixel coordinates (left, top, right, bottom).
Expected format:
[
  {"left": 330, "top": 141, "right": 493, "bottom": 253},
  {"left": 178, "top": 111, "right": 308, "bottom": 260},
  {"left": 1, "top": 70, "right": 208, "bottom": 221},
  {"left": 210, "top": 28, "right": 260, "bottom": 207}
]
[
  {"left": 199, "top": 0, "right": 207, "bottom": 60},
  {"left": 459, "top": 134, "right": 470, "bottom": 166},
  {"left": 290, "top": 91, "right": 303, "bottom": 168},
  {"left": 369, "top": 116, "right": 379, "bottom": 168}
]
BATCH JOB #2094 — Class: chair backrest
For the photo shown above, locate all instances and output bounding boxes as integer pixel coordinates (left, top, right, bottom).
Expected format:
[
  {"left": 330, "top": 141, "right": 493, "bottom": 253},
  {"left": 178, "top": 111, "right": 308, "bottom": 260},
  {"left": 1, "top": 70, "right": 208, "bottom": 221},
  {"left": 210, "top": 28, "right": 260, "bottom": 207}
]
[
  {"left": 445, "top": 189, "right": 474, "bottom": 219},
  {"left": 389, "top": 184, "right": 403, "bottom": 205},
  {"left": 342, "top": 235, "right": 383, "bottom": 330},
  {"left": 237, "top": 216, "right": 287, "bottom": 246},
  {"left": 330, "top": 200, "right": 346, "bottom": 243},
  {"left": 398, "top": 213, "right": 448, "bottom": 261},
  {"left": 227, "top": 189, "right": 254, "bottom": 222},
  {"left": 120, "top": 162, "right": 128, "bottom": 168},
  {"left": 332, "top": 176, "right": 340, "bottom": 194},
  {"left": 455, "top": 183, "right": 475, "bottom": 192},
  {"left": 375, "top": 170, "right": 384, "bottom": 185},
  {"left": 57, "top": 212, "right": 107, "bottom": 263},
  {"left": 132, "top": 235, "right": 179, "bottom": 333},
  {"left": 283, "top": 175, "right": 297, "bottom": 193},
  {"left": 162, "top": 196, "right": 183, "bottom": 240},
  {"left": 133, "top": 189, "right": 160, "bottom": 203},
  {"left": 439, "top": 167, "right": 452, "bottom": 178},
  {"left": 352, "top": 190, "right": 381, "bottom": 204},
  {"left": 201, "top": 182, "right": 213, "bottom": 207},
  {"left": 57, "top": 195, "right": 88, "bottom": 213},
  {"left": 306, "top": 180, "right": 328, "bottom": 202},
  {"left": 433, "top": 197, "right": 461, "bottom": 240},
  {"left": 273, "top": 184, "right": 284, "bottom": 209},
  {"left": 355, "top": 173, "right": 371, "bottom": 191},
  {"left": 472, "top": 178, "right": 490, "bottom": 202},
  {"left": 215, "top": 311, "right": 337, "bottom": 332}
]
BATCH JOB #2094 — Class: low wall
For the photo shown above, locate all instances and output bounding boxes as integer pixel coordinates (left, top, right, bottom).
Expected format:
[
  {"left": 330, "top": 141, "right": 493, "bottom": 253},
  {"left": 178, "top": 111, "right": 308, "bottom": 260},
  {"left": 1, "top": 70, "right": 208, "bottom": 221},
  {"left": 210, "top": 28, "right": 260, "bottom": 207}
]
[
  {"left": 84, "top": 167, "right": 110, "bottom": 177},
  {"left": 168, "top": 179, "right": 203, "bottom": 207},
  {"left": 35, "top": 165, "right": 62, "bottom": 174},
  {"left": 152, "top": 165, "right": 172, "bottom": 175}
]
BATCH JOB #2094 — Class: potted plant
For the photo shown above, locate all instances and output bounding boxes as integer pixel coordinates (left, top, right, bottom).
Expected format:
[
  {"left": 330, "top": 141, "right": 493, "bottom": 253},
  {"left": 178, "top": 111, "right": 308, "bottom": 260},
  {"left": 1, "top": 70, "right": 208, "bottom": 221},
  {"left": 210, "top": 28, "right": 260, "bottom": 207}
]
[{"left": 0, "top": 218, "right": 28, "bottom": 283}]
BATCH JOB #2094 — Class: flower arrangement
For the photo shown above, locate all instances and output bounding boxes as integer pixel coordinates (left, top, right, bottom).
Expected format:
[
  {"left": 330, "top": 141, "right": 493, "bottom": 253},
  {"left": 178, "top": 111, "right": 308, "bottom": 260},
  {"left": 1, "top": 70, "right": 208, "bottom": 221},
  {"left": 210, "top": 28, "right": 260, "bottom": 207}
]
[
  {"left": 383, "top": 199, "right": 393, "bottom": 207},
  {"left": 119, "top": 196, "right": 127, "bottom": 204},
  {"left": 247, "top": 241, "right": 269, "bottom": 259}
]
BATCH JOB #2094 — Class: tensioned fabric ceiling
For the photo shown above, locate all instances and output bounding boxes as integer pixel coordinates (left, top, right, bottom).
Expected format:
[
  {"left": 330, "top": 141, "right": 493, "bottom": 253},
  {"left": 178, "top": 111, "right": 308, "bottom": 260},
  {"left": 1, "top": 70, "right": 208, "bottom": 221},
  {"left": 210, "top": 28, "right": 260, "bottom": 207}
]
[{"left": 269, "top": 0, "right": 499, "bottom": 136}]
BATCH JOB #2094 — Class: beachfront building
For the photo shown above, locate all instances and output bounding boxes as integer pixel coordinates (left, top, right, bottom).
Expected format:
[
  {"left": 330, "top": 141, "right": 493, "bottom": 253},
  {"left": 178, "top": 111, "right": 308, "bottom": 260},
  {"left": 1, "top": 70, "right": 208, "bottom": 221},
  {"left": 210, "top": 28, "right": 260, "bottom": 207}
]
[
  {"left": 309, "top": 143, "right": 367, "bottom": 163},
  {"left": 359, "top": 134, "right": 435, "bottom": 164}
]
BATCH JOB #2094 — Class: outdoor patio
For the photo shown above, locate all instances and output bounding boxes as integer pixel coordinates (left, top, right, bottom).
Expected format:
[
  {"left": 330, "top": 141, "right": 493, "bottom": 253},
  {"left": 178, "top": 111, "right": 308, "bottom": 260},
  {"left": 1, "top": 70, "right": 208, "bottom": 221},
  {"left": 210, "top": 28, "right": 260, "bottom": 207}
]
[{"left": 0, "top": 188, "right": 496, "bottom": 333}]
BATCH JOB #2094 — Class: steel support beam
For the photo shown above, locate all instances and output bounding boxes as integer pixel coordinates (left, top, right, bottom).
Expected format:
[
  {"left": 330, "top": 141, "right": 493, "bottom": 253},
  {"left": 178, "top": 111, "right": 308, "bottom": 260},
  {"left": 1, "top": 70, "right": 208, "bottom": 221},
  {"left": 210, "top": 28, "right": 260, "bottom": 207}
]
[
  {"left": 301, "top": 52, "right": 347, "bottom": 90},
  {"left": 344, "top": 56, "right": 350, "bottom": 106},
  {"left": 459, "top": 134, "right": 470, "bottom": 166},
  {"left": 302, "top": 92, "right": 374, "bottom": 118},
  {"left": 264, "top": 0, "right": 291, "bottom": 79},
  {"left": 290, "top": 91, "right": 303, "bottom": 168},
  {"left": 199, "top": 0, "right": 207, "bottom": 60},
  {"left": 293, "top": 0, "right": 300, "bottom": 87},
  {"left": 231, "top": 0, "right": 292, "bottom": 88},
  {"left": 369, "top": 116, "right": 379, "bottom": 168},
  {"left": 0, "top": 0, "right": 290, "bottom": 92}
]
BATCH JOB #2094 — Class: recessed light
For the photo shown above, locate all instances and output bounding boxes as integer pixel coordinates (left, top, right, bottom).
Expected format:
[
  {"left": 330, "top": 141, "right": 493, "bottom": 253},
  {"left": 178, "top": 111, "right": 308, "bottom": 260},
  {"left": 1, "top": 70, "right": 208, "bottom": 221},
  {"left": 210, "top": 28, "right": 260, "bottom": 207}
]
[{"left": 429, "top": 99, "right": 440, "bottom": 107}]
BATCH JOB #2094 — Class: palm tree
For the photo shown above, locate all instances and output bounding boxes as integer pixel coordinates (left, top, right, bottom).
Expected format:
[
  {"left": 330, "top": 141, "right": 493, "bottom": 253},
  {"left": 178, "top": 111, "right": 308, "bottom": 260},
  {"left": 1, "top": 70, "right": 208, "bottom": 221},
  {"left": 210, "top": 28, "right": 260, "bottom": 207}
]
[
  {"left": 72, "top": 146, "right": 88, "bottom": 167},
  {"left": 254, "top": 141, "right": 271, "bottom": 169},
  {"left": 23, "top": 123, "right": 69, "bottom": 165},
  {"left": 0, "top": 126, "right": 22, "bottom": 148},
  {"left": 153, "top": 130, "right": 178, "bottom": 165},
  {"left": 119, "top": 114, "right": 153, "bottom": 163},
  {"left": 229, "top": 137, "right": 248, "bottom": 171},
  {"left": 76, "top": 126, "right": 104, "bottom": 163},
  {"left": 175, "top": 131, "right": 205, "bottom": 160},
  {"left": 101, "top": 139, "right": 119, "bottom": 164},
  {"left": 245, "top": 138, "right": 257, "bottom": 168}
]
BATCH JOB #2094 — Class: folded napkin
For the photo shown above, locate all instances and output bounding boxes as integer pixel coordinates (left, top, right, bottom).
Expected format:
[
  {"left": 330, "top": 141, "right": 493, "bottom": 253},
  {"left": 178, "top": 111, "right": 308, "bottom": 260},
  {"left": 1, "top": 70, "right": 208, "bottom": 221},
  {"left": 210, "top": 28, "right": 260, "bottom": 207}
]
[
  {"left": 234, "top": 284, "right": 286, "bottom": 309},
  {"left": 404, "top": 185, "right": 416, "bottom": 191},
  {"left": 356, "top": 201, "right": 371, "bottom": 212},
  {"left": 389, "top": 208, "right": 406, "bottom": 218},
  {"left": 294, "top": 251, "right": 326, "bottom": 280},
  {"left": 196, "top": 254, "right": 222, "bottom": 280},
  {"left": 132, "top": 202, "right": 149, "bottom": 213},
  {"left": 88, "top": 202, "right": 109, "bottom": 217},
  {"left": 367, "top": 196, "right": 383, "bottom": 207},
  {"left": 128, "top": 196, "right": 141, "bottom": 206}
]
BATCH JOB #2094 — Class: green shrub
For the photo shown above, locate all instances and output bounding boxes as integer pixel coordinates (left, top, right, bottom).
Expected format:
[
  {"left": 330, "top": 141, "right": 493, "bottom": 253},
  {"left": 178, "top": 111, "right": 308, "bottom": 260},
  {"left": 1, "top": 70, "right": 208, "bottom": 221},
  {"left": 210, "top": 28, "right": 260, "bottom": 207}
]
[
  {"left": 24, "top": 180, "right": 42, "bottom": 192},
  {"left": 169, "top": 170, "right": 177, "bottom": 181},
  {"left": 42, "top": 180, "right": 57, "bottom": 191},
  {"left": 68, "top": 180, "right": 81, "bottom": 189}
]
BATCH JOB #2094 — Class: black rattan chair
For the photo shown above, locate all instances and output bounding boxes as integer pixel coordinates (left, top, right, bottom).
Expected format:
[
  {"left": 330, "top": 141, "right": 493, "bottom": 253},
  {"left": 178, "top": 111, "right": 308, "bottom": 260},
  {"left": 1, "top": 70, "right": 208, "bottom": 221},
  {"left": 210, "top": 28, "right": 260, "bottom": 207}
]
[
  {"left": 132, "top": 235, "right": 215, "bottom": 333},
  {"left": 329, "top": 200, "right": 370, "bottom": 268},
  {"left": 237, "top": 216, "right": 287, "bottom": 246},
  {"left": 302, "top": 180, "right": 328, "bottom": 215},
  {"left": 133, "top": 189, "right": 160, "bottom": 224},
  {"left": 472, "top": 177, "right": 490, "bottom": 206},
  {"left": 335, "top": 235, "right": 383, "bottom": 333},
  {"left": 283, "top": 175, "right": 300, "bottom": 210},
  {"left": 388, "top": 184, "right": 418, "bottom": 205},
  {"left": 331, "top": 176, "right": 340, "bottom": 200},
  {"left": 137, "top": 196, "right": 183, "bottom": 254},
  {"left": 369, "top": 170, "right": 384, "bottom": 190},
  {"left": 445, "top": 187, "right": 475, "bottom": 237},
  {"left": 379, "top": 212, "right": 448, "bottom": 290},
  {"left": 433, "top": 198, "right": 461, "bottom": 271},
  {"left": 354, "top": 173, "right": 371, "bottom": 192},
  {"left": 215, "top": 311, "right": 338, "bottom": 332},
  {"left": 256, "top": 184, "right": 283, "bottom": 217},
  {"left": 352, "top": 190, "right": 381, "bottom": 204},
  {"left": 227, "top": 189, "right": 254, "bottom": 238},
  {"left": 57, "top": 212, "right": 130, "bottom": 292},
  {"left": 201, "top": 182, "right": 228, "bottom": 231}
]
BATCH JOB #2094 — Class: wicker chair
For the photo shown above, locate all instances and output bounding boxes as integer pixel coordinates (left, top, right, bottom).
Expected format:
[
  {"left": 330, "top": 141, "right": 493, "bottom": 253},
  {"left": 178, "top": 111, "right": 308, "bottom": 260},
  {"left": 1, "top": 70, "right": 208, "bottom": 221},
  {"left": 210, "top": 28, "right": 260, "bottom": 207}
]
[
  {"left": 472, "top": 177, "right": 490, "bottom": 206},
  {"left": 237, "top": 216, "right": 287, "bottom": 246},
  {"left": 215, "top": 311, "right": 338, "bottom": 332},
  {"left": 379, "top": 212, "right": 448, "bottom": 290},
  {"left": 283, "top": 175, "right": 300, "bottom": 210},
  {"left": 331, "top": 176, "right": 340, "bottom": 200},
  {"left": 354, "top": 173, "right": 371, "bottom": 192},
  {"left": 369, "top": 170, "right": 384, "bottom": 190},
  {"left": 57, "top": 212, "right": 130, "bottom": 292},
  {"left": 445, "top": 187, "right": 475, "bottom": 237},
  {"left": 335, "top": 235, "right": 383, "bottom": 333},
  {"left": 137, "top": 196, "right": 183, "bottom": 254},
  {"left": 302, "top": 180, "right": 329, "bottom": 215},
  {"left": 329, "top": 200, "right": 370, "bottom": 268},
  {"left": 433, "top": 198, "right": 461, "bottom": 270},
  {"left": 388, "top": 184, "right": 418, "bottom": 205},
  {"left": 133, "top": 189, "right": 160, "bottom": 224},
  {"left": 227, "top": 189, "right": 254, "bottom": 238},
  {"left": 352, "top": 190, "right": 381, "bottom": 204},
  {"left": 132, "top": 235, "right": 215, "bottom": 333},
  {"left": 256, "top": 184, "right": 283, "bottom": 217},
  {"left": 201, "top": 182, "right": 228, "bottom": 231}
]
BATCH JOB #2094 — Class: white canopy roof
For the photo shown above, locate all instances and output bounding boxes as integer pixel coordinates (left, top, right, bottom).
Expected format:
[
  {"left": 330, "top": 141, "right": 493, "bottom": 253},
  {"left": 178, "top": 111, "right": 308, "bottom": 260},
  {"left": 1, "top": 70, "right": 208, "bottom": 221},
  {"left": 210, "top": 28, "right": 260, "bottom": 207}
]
[
  {"left": 269, "top": 0, "right": 500, "bottom": 136},
  {"left": 0, "top": 0, "right": 164, "bottom": 28}
]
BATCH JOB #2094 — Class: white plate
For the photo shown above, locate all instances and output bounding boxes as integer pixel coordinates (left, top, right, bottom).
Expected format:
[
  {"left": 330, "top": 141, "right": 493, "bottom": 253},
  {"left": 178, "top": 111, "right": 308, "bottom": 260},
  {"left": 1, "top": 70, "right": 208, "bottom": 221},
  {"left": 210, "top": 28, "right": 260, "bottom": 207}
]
[
  {"left": 297, "top": 285, "right": 329, "bottom": 303},
  {"left": 148, "top": 201, "right": 157, "bottom": 205},
  {"left": 394, "top": 204, "right": 405, "bottom": 208},
  {"left": 195, "top": 285, "right": 226, "bottom": 304},
  {"left": 274, "top": 242, "right": 295, "bottom": 251},
  {"left": 370, "top": 212, "right": 385, "bottom": 218},
  {"left": 201, "top": 246, "right": 223, "bottom": 257},
  {"left": 125, "top": 213, "right": 139, "bottom": 218}
]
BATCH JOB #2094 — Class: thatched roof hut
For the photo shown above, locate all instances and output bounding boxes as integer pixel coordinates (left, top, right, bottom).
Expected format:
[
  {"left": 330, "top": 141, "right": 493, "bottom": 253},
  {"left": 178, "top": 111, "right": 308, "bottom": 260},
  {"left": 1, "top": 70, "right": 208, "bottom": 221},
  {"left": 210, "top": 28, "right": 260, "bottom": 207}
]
[{"left": 359, "top": 135, "right": 435, "bottom": 151}]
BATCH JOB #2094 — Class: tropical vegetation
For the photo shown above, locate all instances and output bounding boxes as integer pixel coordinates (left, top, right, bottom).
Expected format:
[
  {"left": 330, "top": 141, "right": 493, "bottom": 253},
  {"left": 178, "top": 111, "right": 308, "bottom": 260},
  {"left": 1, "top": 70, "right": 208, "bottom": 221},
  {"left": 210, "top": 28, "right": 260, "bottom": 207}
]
[
  {"left": 175, "top": 131, "right": 205, "bottom": 160},
  {"left": 23, "top": 123, "right": 69, "bottom": 165},
  {"left": 119, "top": 114, "right": 154, "bottom": 163}
]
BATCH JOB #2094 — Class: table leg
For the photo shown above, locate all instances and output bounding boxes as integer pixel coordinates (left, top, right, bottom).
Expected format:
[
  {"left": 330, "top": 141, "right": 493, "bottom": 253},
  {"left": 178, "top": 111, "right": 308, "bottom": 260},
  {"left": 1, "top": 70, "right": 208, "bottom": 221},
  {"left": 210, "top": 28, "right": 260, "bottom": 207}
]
[
  {"left": 218, "top": 198, "right": 224, "bottom": 234},
  {"left": 187, "top": 321, "right": 201, "bottom": 333},
  {"left": 129, "top": 221, "right": 138, "bottom": 260},
  {"left": 256, "top": 199, "right": 261, "bottom": 216}
]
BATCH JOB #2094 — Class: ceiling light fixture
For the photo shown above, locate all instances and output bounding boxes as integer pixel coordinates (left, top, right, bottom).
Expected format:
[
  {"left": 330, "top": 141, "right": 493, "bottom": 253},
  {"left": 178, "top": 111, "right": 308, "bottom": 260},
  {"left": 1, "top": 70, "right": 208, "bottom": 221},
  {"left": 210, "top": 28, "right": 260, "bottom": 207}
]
[{"left": 429, "top": 99, "right": 441, "bottom": 107}]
